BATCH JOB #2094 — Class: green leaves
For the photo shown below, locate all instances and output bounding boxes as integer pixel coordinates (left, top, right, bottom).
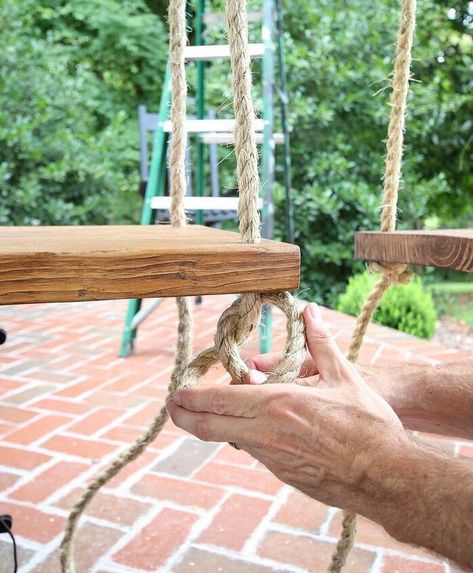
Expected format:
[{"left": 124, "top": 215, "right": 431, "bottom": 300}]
[
  {"left": 337, "top": 272, "right": 437, "bottom": 339},
  {"left": 0, "top": 0, "right": 167, "bottom": 226}
]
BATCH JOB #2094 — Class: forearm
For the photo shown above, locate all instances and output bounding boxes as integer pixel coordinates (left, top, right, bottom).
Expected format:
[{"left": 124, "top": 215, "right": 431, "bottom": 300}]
[
  {"left": 364, "top": 362, "right": 473, "bottom": 439},
  {"left": 363, "top": 438, "right": 473, "bottom": 570}
]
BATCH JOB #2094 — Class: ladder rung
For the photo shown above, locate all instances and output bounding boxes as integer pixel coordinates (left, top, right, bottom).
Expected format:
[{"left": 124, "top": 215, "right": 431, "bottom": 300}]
[
  {"left": 201, "top": 132, "right": 285, "bottom": 145},
  {"left": 163, "top": 119, "right": 265, "bottom": 133},
  {"left": 184, "top": 44, "right": 264, "bottom": 62},
  {"left": 151, "top": 196, "right": 263, "bottom": 211},
  {"left": 203, "top": 11, "right": 262, "bottom": 27}
]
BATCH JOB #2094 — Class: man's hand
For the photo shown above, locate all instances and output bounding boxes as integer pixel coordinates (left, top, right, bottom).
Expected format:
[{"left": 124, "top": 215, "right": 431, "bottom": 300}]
[{"left": 167, "top": 304, "right": 411, "bottom": 521}]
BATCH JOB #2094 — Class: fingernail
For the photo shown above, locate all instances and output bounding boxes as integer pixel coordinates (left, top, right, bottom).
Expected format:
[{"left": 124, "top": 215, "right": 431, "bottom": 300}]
[
  {"left": 249, "top": 369, "right": 267, "bottom": 384},
  {"left": 307, "top": 303, "right": 321, "bottom": 320},
  {"left": 173, "top": 392, "right": 182, "bottom": 405}
]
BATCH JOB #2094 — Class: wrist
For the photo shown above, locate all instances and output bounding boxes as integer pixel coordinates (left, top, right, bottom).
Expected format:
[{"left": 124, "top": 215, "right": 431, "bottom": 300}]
[{"left": 360, "top": 433, "right": 445, "bottom": 539}]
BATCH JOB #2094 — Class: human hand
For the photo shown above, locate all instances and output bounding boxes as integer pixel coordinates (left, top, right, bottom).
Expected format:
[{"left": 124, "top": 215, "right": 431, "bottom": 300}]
[{"left": 167, "top": 303, "right": 413, "bottom": 521}]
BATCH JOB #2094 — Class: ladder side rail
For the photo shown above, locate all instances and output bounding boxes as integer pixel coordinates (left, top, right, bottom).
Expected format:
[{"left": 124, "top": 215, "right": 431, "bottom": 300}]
[
  {"left": 195, "top": 0, "right": 206, "bottom": 225},
  {"left": 141, "top": 65, "right": 172, "bottom": 225},
  {"left": 208, "top": 109, "right": 220, "bottom": 198},
  {"left": 138, "top": 105, "right": 150, "bottom": 183},
  {"left": 275, "top": 0, "right": 295, "bottom": 244},
  {"left": 259, "top": 0, "right": 277, "bottom": 354}
]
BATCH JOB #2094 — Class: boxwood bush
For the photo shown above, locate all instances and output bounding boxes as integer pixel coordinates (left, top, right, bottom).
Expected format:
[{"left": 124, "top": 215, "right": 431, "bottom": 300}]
[{"left": 337, "top": 272, "right": 437, "bottom": 339}]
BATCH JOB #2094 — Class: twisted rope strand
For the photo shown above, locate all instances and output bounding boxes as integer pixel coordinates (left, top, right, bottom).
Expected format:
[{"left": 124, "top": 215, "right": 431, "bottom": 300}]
[
  {"left": 327, "top": 2, "right": 416, "bottom": 571},
  {"left": 59, "top": 1, "right": 192, "bottom": 569},
  {"left": 227, "top": 0, "right": 261, "bottom": 245}
]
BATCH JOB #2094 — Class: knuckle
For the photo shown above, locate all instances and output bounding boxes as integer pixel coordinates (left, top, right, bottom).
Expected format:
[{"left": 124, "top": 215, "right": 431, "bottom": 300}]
[
  {"left": 210, "top": 388, "right": 226, "bottom": 415},
  {"left": 264, "top": 388, "right": 296, "bottom": 418},
  {"left": 193, "top": 416, "right": 211, "bottom": 442}
]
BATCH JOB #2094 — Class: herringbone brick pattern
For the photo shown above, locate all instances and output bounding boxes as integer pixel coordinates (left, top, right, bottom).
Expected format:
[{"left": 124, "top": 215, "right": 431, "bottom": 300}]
[{"left": 0, "top": 296, "right": 470, "bottom": 572}]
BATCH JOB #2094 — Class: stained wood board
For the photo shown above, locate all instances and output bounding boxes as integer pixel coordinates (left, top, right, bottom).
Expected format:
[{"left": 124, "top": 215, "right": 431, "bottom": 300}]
[
  {"left": 355, "top": 229, "right": 473, "bottom": 273},
  {"left": 0, "top": 225, "right": 300, "bottom": 305}
]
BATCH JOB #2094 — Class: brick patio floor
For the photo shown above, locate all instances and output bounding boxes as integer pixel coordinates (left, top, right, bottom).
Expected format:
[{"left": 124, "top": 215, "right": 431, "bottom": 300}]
[{"left": 0, "top": 296, "right": 470, "bottom": 573}]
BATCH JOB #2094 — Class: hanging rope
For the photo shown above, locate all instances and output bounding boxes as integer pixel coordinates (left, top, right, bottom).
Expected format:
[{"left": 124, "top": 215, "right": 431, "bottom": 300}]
[
  {"left": 59, "top": 0, "right": 193, "bottom": 570},
  {"left": 59, "top": 0, "right": 415, "bottom": 570},
  {"left": 327, "top": 1, "right": 416, "bottom": 571},
  {"left": 171, "top": 0, "right": 307, "bottom": 392}
]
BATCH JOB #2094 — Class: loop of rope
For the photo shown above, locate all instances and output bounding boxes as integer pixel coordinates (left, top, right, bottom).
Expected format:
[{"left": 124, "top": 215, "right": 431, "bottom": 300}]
[
  {"left": 328, "top": 1, "right": 416, "bottom": 571},
  {"left": 368, "top": 261, "right": 412, "bottom": 284}
]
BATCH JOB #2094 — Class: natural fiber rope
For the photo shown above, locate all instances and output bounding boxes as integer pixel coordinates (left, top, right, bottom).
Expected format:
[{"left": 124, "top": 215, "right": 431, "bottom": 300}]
[
  {"left": 173, "top": 0, "right": 307, "bottom": 390},
  {"left": 59, "top": 0, "right": 192, "bottom": 570},
  {"left": 60, "top": 0, "right": 415, "bottom": 570},
  {"left": 327, "top": 1, "right": 416, "bottom": 571}
]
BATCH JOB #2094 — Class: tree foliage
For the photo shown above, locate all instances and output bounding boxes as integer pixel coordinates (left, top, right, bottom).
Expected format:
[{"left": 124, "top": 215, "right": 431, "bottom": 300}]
[{"left": 0, "top": 0, "right": 167, "bottom": 225}]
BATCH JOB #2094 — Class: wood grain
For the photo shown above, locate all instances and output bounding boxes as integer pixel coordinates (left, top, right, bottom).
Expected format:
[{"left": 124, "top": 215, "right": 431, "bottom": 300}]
[
  {"left": 355, "top": 229, "right": 473, "bottom": 273},
  {"left": 0, "top": 225, "right": 300, "bottom": 305}
]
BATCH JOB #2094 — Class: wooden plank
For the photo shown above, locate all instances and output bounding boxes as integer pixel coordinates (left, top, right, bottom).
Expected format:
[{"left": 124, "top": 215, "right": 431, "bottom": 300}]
[
  {"left": 0, "top": 225, "right": 300, "bottom": 305},
  {"left": 201, "top": 132, "right": 284, "bottom": 145},
  {"left": 151, "top": 196, "right": 263, "bottom": 211},
  {"left": 163, "top": 119, "right": 265, "bottom": 133},
  {"left": 184, "top": 44, "right": 264, "bottom": 61},
  {"left": 355, "top": 229, "right": 473, "bottom": 273}
]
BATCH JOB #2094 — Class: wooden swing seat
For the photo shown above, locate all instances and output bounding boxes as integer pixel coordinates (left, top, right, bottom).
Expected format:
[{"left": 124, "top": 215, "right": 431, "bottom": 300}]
[
  {"left": 355, "top": 229, "right": 473, "bottom": 273},
  {"left": 0, "top": 225, "right": 300, "bottom": 305}
]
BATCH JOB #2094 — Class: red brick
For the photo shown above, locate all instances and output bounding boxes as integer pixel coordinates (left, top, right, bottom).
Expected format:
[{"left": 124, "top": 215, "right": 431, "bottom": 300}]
[
  {"left": 4, "top": 414, "right": 70, "bottom": 445},
  {"left": 0, "top": 404, "right": 36, "bottom": 424},
  {"left": 0, "top": 471, "right": 20, "bottom": 490},
  {"left": 40, "top": 434, "right": 117, "bottom": 460},
  {"left": 174, "top": 547, "right": 281, "bottom": 573},
  {"left": 198, "top": 493, "right": 271, "bottom": 550},
  {"left": 380, "top": 555, "right": 445, "bottom": 572},
  {"left": 0, "top": 422, "right": 13, "bottom": 436},
  {"left": 194, "top": 462, "right": 283, "bottom": 496},
  {"left": 124, "top": 400, "right": 164, "bottom": 427},
  {"left": 132, "top": 473, "right": 224, "bottom": 509},
  {"left": 85, "top": 392, "right": 144, "bottom": 409},
  {"left": 10, "top": 460, "right": 87, "bottom": 502},
  {"left": 0, "top": 445, "right": 50, "bottom": 469},
  {"left": 0, "top": 501, "right": 64, "bottom": 543},
  {"left": 31, "top": 523, "right": 123, "bottom": 573},
  {"left": 100, "top": 424, "right": 145, "bottom": 443},
  {"left": 213, "top": 443, "right": 255, "bottom": 466},
  {"left": 0, "top": 378, "right": 22, "bottom": 393},
  {"left": 113, "top": 508, "right": 198, "bottom": 570},
  {"left": 258, "top": 530, "right": 375, "bottom": 572},
  {"left": 29, "top": 398, "right": 90, "bottom": 415},
  {"left": 56, "top": 487, "right": 153, "bottom": 525},
  {"left": 106, "top": 450, "right": 158, "bottom": 488},
  {"left": 55, "top": 378, "right": 103, "bottom": 398},
  {"left": 273, "top": 490, "right": 328, "bottom": 532},
  {"left": 329, "top": 512, "right": 438, "bottom": 560},
  {"left": 67, "top": 407, "right": 122, "bottom": 435},
  {"left": 459, "top": 444, "right": 473, "bottom": 458}
]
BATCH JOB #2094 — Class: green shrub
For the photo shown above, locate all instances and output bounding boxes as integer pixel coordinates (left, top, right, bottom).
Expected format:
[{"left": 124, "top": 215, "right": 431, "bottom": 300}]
[{"left": 337, "top": 272, "right": 437, "bottom": 339}]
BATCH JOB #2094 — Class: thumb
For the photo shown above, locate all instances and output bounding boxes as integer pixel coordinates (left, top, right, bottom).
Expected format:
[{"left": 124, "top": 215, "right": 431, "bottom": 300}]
[{"left": 303, "top": 303, "right": 349, "bottom": 384}]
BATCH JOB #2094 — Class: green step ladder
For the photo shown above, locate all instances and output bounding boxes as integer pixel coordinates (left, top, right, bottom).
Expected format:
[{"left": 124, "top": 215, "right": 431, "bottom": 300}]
[{"left": 119, "top": 0, "right": 294, "bottom": 358}]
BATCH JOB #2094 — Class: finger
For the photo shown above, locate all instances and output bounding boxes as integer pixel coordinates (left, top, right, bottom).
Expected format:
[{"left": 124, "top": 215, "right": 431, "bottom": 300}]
[
  {"left": 303, "top": 303, "right": 354, "bottom": 385},
  {"left": 246, "top": 352, "right": 283, "bottom": 372},
  {"left": 167, "top": 401, "right": 257, "bottom": 444},
  {"left": 172, "top": 385, "right": 266, "bottom": 417},
  {"left": 247, "top": 352, "right": 318, "bottom": 378}
]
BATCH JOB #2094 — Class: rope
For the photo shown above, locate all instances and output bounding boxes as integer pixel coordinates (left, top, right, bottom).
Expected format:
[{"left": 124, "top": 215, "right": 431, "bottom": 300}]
[
  {"left": 59, "top": 1, "right": 192, "bottom": 570},
  {"left": 327, "top": 1, "right": 416, "bottom": 571},
  {"left": 60, "top": 0, "right": 415, "bottom": 570}
]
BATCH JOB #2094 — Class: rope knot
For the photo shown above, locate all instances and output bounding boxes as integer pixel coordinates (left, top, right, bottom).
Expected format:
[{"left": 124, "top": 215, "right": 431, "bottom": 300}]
[{"left": 368, "top": 261, "right": 412, "bottom": 284}]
